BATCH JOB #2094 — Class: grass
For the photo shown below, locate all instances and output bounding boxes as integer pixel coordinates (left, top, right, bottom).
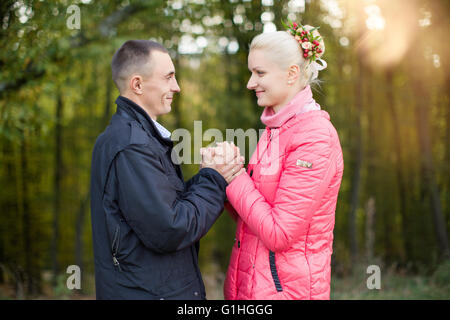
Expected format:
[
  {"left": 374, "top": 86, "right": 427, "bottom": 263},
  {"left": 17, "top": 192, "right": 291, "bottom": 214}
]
[
  {"left": 203, "top": 260, "right": 450, "bottom": 300},
  {"left": 330, "top": 260, "right": 450, "bottom": 300},
  {"left": 1, "top": 260, "right": 448, "bottom": 300}
]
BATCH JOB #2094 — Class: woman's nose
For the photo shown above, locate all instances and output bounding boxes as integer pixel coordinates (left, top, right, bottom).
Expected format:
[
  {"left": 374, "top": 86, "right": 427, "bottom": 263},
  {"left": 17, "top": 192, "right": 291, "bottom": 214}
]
[{"left": 247, "top": 75, "right": 256, "bottom": 90}]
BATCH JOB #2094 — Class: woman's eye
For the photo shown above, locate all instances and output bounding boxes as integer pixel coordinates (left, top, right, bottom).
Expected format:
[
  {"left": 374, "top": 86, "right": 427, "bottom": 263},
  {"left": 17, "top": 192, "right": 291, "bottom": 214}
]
[{"left": 257, "top": 71, "right": 265, "bottom": 76}]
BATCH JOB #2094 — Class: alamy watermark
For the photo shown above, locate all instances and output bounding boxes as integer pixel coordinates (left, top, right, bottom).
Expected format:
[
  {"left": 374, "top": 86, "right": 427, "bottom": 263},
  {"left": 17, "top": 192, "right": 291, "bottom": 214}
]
[
  {"left": 366, "top": 265, "right": 381, "bottom": 290},
  {"left": 170, "top": 121, "right": 281, "bottom": 175},
  {"left": 66, "top": 265, "right": 81, "bottom": 290},
  {"left": 66, "top": 5, "right": 80, "bottom": 30}
]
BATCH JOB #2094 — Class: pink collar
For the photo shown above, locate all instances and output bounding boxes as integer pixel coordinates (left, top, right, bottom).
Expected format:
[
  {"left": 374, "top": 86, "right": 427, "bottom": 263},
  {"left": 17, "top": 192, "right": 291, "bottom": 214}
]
[{"left": 260, "top": 85, "right": 320, "bottom": 128}]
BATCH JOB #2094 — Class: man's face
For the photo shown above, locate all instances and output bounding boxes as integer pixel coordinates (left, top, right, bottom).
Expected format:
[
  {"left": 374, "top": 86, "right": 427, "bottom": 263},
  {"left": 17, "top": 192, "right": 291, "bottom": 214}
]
[{"left": 140, "top": 51, "right": 180, "bottom": 120}]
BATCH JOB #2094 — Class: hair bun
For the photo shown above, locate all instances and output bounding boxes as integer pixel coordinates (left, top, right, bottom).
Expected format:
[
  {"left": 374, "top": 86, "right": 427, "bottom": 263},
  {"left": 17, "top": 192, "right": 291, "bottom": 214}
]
[
  {"left": 283, "top": 21, "right": 326, "bottom": 60},
  {"left": 302, "top": 25, "right": 325, "bottom": 57}
]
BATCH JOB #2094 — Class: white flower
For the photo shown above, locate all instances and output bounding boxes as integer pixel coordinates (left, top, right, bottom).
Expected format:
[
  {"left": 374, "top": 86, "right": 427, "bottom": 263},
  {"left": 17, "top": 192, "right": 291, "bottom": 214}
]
[
  {"left": 308, "top": 51, "right": 313, "bottom": 56},
  {"left": 301, "top": 41, "right": 312, "bottom": 50}
]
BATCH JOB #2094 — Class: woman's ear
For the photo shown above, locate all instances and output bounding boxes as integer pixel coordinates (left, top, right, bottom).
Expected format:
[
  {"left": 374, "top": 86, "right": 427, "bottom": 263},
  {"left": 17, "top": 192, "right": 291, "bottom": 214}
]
[{"left": 287, "top": 64, "right": 301, "bottom": 85}]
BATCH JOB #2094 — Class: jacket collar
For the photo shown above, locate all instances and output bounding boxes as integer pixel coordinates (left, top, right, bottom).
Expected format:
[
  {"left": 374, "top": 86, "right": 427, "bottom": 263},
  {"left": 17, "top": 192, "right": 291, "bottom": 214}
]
[
  {"left": 115, "top": 96, "right": 173, "bottom": 147},
  {"left": 260, "top": 85, "right": 320, "bottom": 128}
]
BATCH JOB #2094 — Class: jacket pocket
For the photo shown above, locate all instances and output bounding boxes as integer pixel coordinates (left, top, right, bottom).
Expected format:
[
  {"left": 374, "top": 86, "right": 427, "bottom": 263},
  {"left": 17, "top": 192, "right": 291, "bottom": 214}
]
[
  {"left": 269, "top": 250, "right": 283, "bottom": 292},
  {"left": 111, "top": 225, "right": 122, "bottom": 271}
]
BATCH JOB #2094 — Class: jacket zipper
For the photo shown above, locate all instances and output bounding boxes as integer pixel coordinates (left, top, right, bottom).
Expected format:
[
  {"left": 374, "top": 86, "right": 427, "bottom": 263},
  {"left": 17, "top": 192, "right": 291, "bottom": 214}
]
[
  {"left": 111, "top": 225, "right": 122, "bottom": 272},
  {"left": 267, "top": 128, "right": 274, "bottom": 161}
]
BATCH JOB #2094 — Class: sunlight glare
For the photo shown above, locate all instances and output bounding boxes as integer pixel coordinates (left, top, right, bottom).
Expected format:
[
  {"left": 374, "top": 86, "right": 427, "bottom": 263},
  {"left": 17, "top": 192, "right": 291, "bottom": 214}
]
[{"left": 365, "top": 4, "right": 385, "bottom": 30}]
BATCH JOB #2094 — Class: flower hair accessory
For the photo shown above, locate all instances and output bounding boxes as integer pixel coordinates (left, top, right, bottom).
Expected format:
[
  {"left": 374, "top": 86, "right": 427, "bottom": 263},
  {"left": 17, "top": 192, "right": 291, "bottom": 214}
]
[{"left": 282, "top": 20, "right": 327, "bottom": 80}]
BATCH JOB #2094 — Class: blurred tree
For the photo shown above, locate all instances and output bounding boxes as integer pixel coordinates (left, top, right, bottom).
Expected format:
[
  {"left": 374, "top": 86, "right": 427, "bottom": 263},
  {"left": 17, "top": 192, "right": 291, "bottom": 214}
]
[{"left": 0, "top": 0, "right": 449, "bottom": 299}]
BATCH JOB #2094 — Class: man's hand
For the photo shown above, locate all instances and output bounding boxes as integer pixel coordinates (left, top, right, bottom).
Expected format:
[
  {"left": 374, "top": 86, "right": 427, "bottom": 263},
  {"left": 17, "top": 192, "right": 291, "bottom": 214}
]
[{"left": 200, "top": 142, "right": 245, "bottom": 184}]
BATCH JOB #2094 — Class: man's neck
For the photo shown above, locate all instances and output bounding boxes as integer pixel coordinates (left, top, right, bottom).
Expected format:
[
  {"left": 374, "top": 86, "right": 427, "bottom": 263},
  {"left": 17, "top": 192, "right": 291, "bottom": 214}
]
[{"left": 121, "top": 93, "right": 157, "bottom": 121}]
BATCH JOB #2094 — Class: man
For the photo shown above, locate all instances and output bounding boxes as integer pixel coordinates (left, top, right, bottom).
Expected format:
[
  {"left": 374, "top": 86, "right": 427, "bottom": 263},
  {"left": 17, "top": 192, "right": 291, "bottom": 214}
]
[{"left": 90, "top": 40, "right": 243, "bottom": 299}]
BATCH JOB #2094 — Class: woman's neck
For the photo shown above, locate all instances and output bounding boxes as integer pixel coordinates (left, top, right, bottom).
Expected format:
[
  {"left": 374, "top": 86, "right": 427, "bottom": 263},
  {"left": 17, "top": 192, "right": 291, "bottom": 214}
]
[{"left": 271, "top": 84, "right": 306, "bottom": 113}]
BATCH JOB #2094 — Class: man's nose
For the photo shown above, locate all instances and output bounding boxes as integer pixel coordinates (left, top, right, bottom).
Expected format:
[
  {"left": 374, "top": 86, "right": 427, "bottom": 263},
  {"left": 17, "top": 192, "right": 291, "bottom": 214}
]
[{"left": 172, "top": 77, "right": 181, "bottom": 92}]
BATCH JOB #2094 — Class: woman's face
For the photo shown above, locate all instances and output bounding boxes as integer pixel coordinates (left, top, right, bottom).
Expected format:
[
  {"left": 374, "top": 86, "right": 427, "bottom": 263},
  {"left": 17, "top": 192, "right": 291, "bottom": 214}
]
[{"left": 247, "top": 49, "right": 291, "bottom": 112}]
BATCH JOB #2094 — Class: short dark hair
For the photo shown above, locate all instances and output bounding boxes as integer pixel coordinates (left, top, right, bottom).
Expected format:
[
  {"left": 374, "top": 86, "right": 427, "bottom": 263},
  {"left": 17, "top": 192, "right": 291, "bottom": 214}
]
[{"left": 111, "top": 40, "right": 168, "bottom": 93}]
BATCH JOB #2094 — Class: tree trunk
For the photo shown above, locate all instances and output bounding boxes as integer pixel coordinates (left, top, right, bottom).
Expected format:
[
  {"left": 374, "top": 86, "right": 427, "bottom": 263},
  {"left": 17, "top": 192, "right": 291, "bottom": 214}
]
[
  {"left": 364, "top": 65, "right": 381, "bottom": 264},
  {"left": 349, "top": 55, "right": 363, "bottom": 266},
  {"left": 101, "top": 67, "right": 113, "bottom": 129},
  {"left": 385, "top": 69, "right": 412, "bottom": 263},
  {"left": 74, "top": 67, "right": 114, "bottom": 291},
  {"left": 442, "top": 62, "right": 450, "bottom": 239},
  {"left": 52, "top": 87, "right": 64, "bottom": 286},
  {"left": 413, "top": 78, "right": 450, "bottom": 259},
  {"left": 445, "top": 72, "right": 450, "bottom": 233},
  {"left": 19, "top": 131, "right": 33, "bottom": 295},
  {"left": 365, "top": 197, "right": 376, "bottom": 262},
  {"left": 75, "top": 193, "right": 88, "bottom": 293},
  {"left": 0, "top": 139, "right": 13, "bottom": 285}
]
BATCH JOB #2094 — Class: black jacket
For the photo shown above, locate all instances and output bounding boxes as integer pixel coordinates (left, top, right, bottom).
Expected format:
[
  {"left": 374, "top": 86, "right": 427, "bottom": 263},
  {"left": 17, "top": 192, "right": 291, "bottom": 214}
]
[{"left": 90, "top": 96, "right": 227, "bottom": 299}]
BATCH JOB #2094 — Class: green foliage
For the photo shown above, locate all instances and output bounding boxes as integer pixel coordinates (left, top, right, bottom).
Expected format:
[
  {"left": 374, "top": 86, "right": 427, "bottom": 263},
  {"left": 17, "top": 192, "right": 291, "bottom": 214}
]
[
  {"left": 0, "top": 0, "right": 448, "bottom": 299},
  {"left": 431, "top": 260, "right": 450, "bottom": 289},
  {"left": 52, "top": 274, "right": 72, "bottom": 299}
]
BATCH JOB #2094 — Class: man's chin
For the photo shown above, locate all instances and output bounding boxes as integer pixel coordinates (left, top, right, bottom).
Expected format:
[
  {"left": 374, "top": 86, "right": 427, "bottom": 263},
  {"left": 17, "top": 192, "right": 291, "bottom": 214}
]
[{"left": 163, "top": 105, "right": 171, "bottom": 114}]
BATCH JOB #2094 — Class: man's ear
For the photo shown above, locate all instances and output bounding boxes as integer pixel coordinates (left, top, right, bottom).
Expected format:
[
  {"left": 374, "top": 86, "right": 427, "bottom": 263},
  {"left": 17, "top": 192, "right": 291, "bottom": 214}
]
[
  {"left": 287, "top": 64, "right": 301, "bottom": 85},
  {"left": 129, "top": 75, "right": 144, "bottom": 95}
]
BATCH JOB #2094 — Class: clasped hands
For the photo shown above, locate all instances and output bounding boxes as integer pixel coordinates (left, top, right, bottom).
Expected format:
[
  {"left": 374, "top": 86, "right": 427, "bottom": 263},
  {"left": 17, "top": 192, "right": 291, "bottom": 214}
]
[{"left": 200, "top": 142, "right": 246, "bottom": 184}]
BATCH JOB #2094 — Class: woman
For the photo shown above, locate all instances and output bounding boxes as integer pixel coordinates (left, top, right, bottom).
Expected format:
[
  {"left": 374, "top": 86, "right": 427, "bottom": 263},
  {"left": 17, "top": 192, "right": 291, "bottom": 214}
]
[{"left": 223, "top": 23, "right": 344, "bottom": 300}]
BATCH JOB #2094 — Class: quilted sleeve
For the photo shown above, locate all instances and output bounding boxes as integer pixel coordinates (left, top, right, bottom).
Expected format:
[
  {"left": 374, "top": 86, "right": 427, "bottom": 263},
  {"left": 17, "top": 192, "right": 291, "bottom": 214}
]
[{"left": 226, "top": 125, "right": 337, "bottom": 252}]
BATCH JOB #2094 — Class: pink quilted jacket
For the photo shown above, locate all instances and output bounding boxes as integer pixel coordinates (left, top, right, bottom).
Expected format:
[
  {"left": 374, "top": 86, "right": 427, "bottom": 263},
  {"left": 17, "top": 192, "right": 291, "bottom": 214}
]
[{"left": 224, "top": 86, "right": 344, "bottom": 300}]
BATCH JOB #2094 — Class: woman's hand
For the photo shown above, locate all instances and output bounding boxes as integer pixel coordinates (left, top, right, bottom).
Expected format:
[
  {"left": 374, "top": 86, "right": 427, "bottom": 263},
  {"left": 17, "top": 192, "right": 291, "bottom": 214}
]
[{"left": 200, "top": 142, "right": 245, "bottom": 184}]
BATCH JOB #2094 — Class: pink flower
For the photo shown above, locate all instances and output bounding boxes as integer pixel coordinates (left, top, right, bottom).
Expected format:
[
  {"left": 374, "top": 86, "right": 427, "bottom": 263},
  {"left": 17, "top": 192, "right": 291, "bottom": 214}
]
[{"left": 301, "top": 41, "right": 312, "bottom": 50}]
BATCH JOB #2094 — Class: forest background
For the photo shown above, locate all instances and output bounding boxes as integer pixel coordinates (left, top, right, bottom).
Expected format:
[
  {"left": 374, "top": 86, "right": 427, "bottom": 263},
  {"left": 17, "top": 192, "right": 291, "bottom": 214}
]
[{"left": 0, "top": 0, "right": 449, "bottom": 299}]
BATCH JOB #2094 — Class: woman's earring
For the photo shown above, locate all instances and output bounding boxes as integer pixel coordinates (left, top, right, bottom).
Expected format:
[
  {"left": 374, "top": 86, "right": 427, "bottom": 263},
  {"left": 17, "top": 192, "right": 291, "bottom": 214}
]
[{"left": 287, "top": 80, "right": 293, "bottom": 85}]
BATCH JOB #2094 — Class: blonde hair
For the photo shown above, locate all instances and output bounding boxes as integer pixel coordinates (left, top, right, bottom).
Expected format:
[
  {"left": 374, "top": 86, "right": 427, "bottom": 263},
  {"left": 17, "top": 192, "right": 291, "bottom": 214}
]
[{"left": 249, "top": 26, "right": 325, "bottom": 87}]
